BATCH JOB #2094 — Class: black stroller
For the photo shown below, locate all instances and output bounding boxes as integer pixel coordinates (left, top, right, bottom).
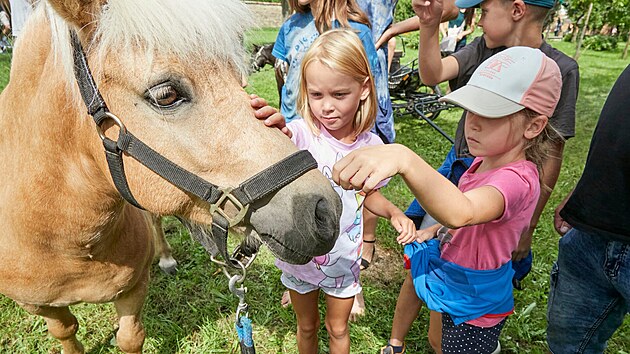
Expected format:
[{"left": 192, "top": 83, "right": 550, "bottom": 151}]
[{"left": 388, "top": 55, "right": 457, "bottom": 144}]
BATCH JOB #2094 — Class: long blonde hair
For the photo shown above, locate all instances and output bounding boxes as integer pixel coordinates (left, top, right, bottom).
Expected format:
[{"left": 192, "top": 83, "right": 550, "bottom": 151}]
[
  {"left": 289, "top": 0, "right": 370, "bottom": 33},
  {"left": 296, "top": 29, "right": 377, "bottom": 138}
]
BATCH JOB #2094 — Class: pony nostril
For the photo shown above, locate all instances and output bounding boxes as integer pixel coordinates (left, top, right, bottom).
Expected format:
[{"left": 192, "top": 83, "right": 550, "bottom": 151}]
[
  {"left": 314, "top": 197, "right": 338, "bottom": 243},
  {"left": 315, "top": 198, "right": 326, "bottom": 220}
]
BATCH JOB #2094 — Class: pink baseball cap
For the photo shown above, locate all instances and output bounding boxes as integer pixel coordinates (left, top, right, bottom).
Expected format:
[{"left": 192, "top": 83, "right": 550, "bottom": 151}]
[{"left": 440, "top": 46, "right": 562, "bottom": 118}]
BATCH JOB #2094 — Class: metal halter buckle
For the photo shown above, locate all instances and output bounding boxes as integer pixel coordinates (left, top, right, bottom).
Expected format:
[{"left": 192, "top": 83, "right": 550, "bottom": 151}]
[
  {"left": 95, "top": 111, "right": 127, "bottom": 142},
  {"left": 209, "top": 187, "right": 250, "bottom": 227}
]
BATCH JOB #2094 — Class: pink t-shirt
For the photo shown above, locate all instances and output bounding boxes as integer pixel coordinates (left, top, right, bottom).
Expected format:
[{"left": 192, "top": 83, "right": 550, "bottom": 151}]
[{"left": 440, "top": 157, "right": 540, "bottom": 326}]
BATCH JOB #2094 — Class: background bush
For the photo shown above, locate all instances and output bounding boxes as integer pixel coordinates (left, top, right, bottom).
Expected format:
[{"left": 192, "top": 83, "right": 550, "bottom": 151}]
[
  {"left": 394, "top": 0, "right": 414, "bottom": 23},
  {"left": 582, "top": 35, "right": 619, "bottom": 51}
]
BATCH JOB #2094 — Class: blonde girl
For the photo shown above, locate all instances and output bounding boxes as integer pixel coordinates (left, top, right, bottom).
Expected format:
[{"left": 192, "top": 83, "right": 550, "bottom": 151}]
[
  {"left": 273, "top": 0, "right": 394, "bottom": 143},
  {"left": 271, "top": 29, "right": 414, "bottom": 354},
  {"left": 333, "top": 46, "right": 562, "bottom": 354},
  {"left": 274, "top": 0, "right": 395, "bottom": 319}
]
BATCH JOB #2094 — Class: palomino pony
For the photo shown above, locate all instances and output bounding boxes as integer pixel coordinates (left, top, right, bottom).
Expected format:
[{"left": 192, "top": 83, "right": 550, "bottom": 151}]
[{"left": 0, "top": 1, "right": 342, "bottom": 353}]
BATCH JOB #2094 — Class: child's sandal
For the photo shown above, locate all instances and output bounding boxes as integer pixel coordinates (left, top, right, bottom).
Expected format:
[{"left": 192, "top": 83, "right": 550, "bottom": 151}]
[
  {"left": 360, "top": 239, "right": 376, "bottom": 270},
  {"left": 380, "top": 341, "right": 405, "bottom": 354}
]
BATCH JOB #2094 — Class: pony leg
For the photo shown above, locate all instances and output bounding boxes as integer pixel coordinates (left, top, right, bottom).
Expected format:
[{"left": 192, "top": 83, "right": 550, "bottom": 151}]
[
  {"left": 113, "top": 279, "right": 149, "bottom": 354},
  {"left": 20, "top": 303, "right": 84, "bottom": 354},
  {"left": 151, "top": 215, "right": 177, "bottom": 275}
]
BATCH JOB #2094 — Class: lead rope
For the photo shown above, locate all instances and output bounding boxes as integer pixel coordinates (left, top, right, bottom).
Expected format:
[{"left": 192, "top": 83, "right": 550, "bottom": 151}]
[
  {"left": 230, "top": 274, "right": 254, "bottom": 353},
  {"left": 214, "top": 246, "right": 258, "bottom": 353}
]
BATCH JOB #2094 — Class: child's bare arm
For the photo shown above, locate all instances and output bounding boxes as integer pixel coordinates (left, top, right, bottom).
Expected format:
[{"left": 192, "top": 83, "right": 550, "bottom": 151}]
[
  {"left": 415, "top": 223, "right": 442, "bottom": 243},
  {"left": 333, "top": 144, "right": 505, "bottom": 229},
  {"left": 363, "top": 191, "right": 415, "bottom": 245},
  {"left": 375, "top": 17, "right": 420, "bottom": 49},
  {"left": 413, "top": 0, "right": 460, "bottom": 85},
  {"left": 375, "top": 0, "right": 457, "bottom": 49}
]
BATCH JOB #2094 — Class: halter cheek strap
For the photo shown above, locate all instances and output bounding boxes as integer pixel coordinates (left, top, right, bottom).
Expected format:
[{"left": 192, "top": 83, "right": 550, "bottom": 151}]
[{"left": 69, "top": 30, "right": 317, "bottom": 267}]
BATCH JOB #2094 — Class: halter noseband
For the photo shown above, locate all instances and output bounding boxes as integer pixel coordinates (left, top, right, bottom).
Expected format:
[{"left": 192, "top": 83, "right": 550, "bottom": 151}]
[{"left": 69, "top": 31, "right": 317, "bottom": 268}]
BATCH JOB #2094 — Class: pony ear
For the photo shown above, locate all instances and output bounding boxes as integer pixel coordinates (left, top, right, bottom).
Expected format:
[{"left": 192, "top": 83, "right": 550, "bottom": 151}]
[{"left": 46, "top": 0, "right": 105, "bottom": 29}]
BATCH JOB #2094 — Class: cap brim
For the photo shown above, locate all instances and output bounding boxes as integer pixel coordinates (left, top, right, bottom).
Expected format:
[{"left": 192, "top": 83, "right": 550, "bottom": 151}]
[
  {"left": 439, "top": 85, "right": 525, "bottom": 118},
  {"left": 454, "top": 0, "right": 483, "bottom": 8}
]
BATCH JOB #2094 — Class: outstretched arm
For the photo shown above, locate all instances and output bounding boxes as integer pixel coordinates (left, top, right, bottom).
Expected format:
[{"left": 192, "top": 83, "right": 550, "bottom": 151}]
[
  {"left": 333, "top": 144, "right": 505, "bottom": 229},
  {"left": 415, "top": 223, "right": 443, "bottom": 243},
  {"left": 376, "top": 17, "right": 421, "bottom": 49}
]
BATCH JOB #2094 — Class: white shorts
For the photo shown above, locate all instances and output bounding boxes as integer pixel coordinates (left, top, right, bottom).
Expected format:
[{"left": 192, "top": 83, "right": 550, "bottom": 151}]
[{"left": 281, "top": 272, "right": 361, "bottom": 298}]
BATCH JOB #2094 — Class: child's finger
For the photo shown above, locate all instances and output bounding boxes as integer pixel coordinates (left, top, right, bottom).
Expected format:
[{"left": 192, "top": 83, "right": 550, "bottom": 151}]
[
  {"left": 398, "top": 233, "right": 416, "bottom": 245},
  {"left": 250, "top": 96, "right": 268, "bottom": 110},
  {"left": 254, "top": 106, "right": 277, "bottom": 119},
  {"left": 404, "top": 221, "right": 415, "bottom": 235},
  {"left": 391, "top": 219, "right": 402, "bottom": 232}
]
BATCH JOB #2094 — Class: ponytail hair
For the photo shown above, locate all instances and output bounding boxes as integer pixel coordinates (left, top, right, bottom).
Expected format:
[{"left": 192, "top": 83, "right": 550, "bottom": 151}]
[
  {"left": 521, "top": 108, "right": 564, "bottom": 191},
  {"left": 289, "top": 0, "right": 370, "bottom": 33}
]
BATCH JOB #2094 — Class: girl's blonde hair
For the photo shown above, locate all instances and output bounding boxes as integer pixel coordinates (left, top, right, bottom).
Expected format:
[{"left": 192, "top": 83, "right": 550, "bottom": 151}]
[
  {"left": 296, "top": 29, "right": 377, "bottom": 138},
  {"left": 520, "top": 108, "right": 564, "bottom": 189},
  {"left": 289, "top": 0, "right": 370, "bottom": 33}
]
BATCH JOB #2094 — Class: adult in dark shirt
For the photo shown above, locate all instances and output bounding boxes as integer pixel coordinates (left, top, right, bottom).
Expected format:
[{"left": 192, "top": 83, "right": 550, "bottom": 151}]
[{"left": 548, "top": 64, "right": 630, "bottom": 354}]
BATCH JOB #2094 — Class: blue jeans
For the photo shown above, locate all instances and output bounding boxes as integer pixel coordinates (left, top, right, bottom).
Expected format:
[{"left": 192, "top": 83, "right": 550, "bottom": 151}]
[{"left": 547, "top": 228, "right": 630, "bottom": 353}]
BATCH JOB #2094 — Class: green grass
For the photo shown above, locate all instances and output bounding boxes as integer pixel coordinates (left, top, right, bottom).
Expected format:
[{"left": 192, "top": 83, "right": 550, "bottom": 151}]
[
  {"left": 0, "top": 53, "right": 10, "bottom": 87},
  {"left": 1, "top": 32, "right": 629, "bottom": 353},
  {"left": 245, "top": 27, "right": 279, "bottom": 47}
]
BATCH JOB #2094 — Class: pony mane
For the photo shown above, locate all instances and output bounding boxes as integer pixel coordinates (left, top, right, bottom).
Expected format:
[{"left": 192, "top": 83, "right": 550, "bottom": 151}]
[{"left": 42, "top": 0, "right": 255, "bottom": 100}]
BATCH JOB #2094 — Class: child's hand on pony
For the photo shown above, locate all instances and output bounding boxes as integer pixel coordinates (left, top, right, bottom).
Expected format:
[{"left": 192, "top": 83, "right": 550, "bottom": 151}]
[{"left": 250, "top": 94, "right": 292, "bottom": 138}]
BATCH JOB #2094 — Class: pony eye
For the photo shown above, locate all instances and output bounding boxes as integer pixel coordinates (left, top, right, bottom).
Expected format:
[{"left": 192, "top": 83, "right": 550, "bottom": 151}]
[{"left": 146, "top": 83, "right": 188, "bottom": 109}]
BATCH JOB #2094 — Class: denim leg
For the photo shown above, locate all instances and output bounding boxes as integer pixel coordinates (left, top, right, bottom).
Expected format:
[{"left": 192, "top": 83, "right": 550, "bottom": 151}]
[{"left": 547, "top": 228, "right": 629, "bottom": 354}]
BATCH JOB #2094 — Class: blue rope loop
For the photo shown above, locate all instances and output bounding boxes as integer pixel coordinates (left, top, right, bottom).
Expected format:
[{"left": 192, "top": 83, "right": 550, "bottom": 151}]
[{"left": 236, "top": 315, "right": 255, "bottom": 352}]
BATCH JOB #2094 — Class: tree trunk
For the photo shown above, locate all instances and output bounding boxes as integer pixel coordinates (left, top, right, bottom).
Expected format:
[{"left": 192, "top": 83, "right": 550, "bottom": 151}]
[
  {"left": 623, "top": 31, "right": 630, "bottom": 60},
  {"left": 574, "top": 2, "right": 593, "bottom": 60},
  {"left": 571, "top": 25, "right": 579, "bottom": 42}
]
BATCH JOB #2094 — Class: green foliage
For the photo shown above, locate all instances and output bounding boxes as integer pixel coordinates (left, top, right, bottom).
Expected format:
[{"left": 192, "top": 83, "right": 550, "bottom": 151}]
[
  {"left": 563, "top": 33, "right": 574, "bottom": 42},
  {"left": 399, "top": 32, "right": 419, "bottom": 50},
  {"left": 1, "top": 32, "right": 630, "bottom": 354},
  {"left": 394, "top": 0, "right": 415, "bottom": 24},
  {"left": 564, "top": 0, "right": 630, "bottom": 33},
  {"left": 582, "top": 34, "right": 619, "bottom": 51},
  {"left": 393, "top": 0, "right": 420, "bottom": 50},
  {"left": 245, "top": 27, "right": 279, "bottom": 48}
]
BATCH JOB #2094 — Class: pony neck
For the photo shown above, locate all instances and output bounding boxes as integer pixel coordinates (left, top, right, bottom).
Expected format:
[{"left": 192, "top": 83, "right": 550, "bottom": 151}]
[{"left": 0, "top": 13, "right": 130, "bottom": 241}]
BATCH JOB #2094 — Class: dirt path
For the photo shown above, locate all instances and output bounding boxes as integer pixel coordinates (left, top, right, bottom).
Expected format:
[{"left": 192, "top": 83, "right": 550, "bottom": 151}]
[{"left": 245, "top": 1, "right": 284, "bottom": 28}]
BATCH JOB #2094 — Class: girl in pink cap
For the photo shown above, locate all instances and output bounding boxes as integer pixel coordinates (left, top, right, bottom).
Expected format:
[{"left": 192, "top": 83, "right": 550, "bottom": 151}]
[{"left": 333, "top": 46, "right": 563, "bottom": 354}]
